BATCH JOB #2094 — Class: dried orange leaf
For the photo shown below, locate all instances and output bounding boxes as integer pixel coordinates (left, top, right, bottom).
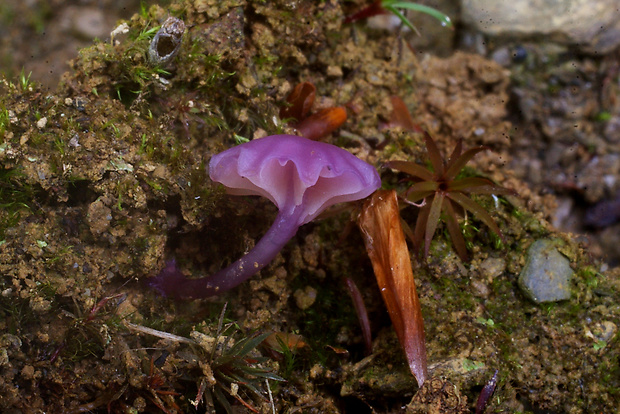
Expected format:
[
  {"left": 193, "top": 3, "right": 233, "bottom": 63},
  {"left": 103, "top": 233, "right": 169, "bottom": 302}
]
[
  {"left": 296, "top": 106, "right": 347, "bottom": 141},
  {"left": 358, "top": 190, "right": 427, "bottom": 387},
  {"left": 279, "top": 81, "right": 316, "bottom": 122},
  {"left": 262, "top": 332, "right": 308, "bottom": 353},
  {"left": 388, "top": 96, "right": 422, "bottom": 132}
]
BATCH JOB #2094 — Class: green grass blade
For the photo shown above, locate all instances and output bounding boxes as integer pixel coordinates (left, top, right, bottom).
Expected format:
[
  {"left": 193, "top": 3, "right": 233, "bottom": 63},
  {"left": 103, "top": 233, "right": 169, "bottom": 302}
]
[
  {"left": 383, "top": 5, "right": 421, "bottom": 36},
  {"left": 385, "top": 2, "right": 453, "bottom": 28}
]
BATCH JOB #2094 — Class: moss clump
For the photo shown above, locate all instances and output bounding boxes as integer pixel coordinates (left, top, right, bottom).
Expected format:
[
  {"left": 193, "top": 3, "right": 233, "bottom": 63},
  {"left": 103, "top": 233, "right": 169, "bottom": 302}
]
[{"left": 0, "top": 0, "right": 619, "bottom": 412}]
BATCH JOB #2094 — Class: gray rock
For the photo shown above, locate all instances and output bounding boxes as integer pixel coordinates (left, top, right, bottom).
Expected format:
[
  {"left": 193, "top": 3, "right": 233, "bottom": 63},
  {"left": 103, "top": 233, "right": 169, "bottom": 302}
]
[
  {"left": 461, "top": 0, "right": 620, "bottom": 54},
  {"left": 518, "top": 239, "right": 573, "bottom": 303},
  {"left": 59, "top": 6, "right": 108, "bottom": 40}
]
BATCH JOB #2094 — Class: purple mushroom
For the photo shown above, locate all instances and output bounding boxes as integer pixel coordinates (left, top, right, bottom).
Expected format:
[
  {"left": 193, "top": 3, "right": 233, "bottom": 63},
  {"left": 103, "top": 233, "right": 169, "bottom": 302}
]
[{"left": 151, "top": 134, "right": 381, "bottom": 299}]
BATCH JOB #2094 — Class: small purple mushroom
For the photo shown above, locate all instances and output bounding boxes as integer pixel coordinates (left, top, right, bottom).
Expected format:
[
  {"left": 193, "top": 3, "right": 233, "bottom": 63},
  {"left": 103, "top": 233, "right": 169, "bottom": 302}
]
[{"left": 151, "top": 134, "right": 380, "bottom": 299}]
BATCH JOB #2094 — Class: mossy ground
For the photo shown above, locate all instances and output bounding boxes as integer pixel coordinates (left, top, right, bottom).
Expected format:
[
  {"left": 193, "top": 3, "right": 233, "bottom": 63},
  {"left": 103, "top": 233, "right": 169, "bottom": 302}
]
[{"left": 0, "top": 1, "right": 618, "bottom": 413}]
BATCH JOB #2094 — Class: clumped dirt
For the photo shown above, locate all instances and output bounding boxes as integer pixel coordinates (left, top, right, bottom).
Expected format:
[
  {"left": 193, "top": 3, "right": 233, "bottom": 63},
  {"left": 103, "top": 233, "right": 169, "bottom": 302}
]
[{"left": 0, "top": 0, "right": 618, "bottom": 413}]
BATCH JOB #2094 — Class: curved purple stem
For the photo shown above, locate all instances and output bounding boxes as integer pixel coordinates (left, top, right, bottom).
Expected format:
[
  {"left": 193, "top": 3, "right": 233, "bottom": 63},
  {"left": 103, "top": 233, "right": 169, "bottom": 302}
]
[
  {"left": 150, "top": 208, "right": 303, "bottom": 299},
  {"left": 475, "top": 369, "right": 499, "bottom": 414}
]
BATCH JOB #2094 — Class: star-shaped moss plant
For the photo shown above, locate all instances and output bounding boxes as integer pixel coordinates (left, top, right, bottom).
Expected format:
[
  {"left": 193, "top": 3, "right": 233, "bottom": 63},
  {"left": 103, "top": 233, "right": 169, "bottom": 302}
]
[{"left": 386, "top": 132, "right": 514, "bottom": 261}]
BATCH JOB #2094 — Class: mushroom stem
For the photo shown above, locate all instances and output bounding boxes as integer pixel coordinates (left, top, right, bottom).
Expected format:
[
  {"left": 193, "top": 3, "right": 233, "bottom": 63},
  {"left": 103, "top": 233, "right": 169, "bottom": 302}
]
[
  {"left": 151, "top": 135, "right": 381, "bottom": 300},
  {"left": 151, "top": 208, "right": 303, "bottom": 299}
]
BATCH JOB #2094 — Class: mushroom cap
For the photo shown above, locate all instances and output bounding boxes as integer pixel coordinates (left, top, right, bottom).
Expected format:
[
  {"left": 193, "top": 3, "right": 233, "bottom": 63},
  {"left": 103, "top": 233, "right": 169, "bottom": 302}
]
[{"left": 209, "top": 134, "right": 381, "bottom": 225}]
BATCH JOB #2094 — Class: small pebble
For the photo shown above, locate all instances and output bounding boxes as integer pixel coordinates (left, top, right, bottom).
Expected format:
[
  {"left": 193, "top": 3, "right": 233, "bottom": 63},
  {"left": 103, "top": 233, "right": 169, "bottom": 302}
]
[
  {"left": 479, "top": 257, "right": 506, "bottom": 280},
  {"left": 518, "top": 239, "right": 573, "bottom": 303},
  {"left": 36, "top": 117, "right": 47, "bottom": 129},
  {"left": 294, "top": 286, "right": 317, "bottom": 310}
]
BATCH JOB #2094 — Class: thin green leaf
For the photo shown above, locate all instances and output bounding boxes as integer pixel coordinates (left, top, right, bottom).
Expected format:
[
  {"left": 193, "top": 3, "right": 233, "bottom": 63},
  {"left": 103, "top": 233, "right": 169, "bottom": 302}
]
[
  {"left": 386, "top": 160, "right": 434, "bottom": 181},
  {"left": 213, "top": 386, "right": 234, "bottom": 414},
  {"left": 216, "top": 370, "right": 239, "bottom": 386},
  {"left": 382, "top": 5, "right": 421, "bottom": 36},
  {"left": 236, "top": 332, "right": 272, "bottom": 357},
  {"left": 385, "top": 1, "right": 453, "bottom": 28},
  {"left": 229, "top": 372, "right": 268, "bottom": 400},
  {"left": 245, "top": 369, "right": 286, "bottom": 382},
  {"left": 447, "top": 192, "right": 505, "bottom": 241},
  {"left": 219, "top": 330, "right": 236, "bottom": 359},
  {"left": 212, "top": 303, "right": 229, "bottom": 360},
  {"left": 224, "top": 332, "right": 268, "bottom": 359},
  {"left": 204, "top": 388, "right": 215, "bottom": 411}
]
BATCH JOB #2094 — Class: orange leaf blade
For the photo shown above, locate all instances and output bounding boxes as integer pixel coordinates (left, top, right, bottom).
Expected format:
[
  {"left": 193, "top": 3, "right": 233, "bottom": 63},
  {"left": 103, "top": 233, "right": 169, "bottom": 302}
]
[
  {"left": 296, "top": 106, "right": 347, "bottom": 141},
  {"left": 358, "top": 190, "right": 427, "bottom": 387}
]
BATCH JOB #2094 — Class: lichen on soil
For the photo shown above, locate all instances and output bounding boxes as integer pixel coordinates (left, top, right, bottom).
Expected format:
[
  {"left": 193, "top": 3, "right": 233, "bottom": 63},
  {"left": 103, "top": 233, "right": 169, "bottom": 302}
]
[{"left": 0, "top": 0, "right": 618, "bottom": 413}]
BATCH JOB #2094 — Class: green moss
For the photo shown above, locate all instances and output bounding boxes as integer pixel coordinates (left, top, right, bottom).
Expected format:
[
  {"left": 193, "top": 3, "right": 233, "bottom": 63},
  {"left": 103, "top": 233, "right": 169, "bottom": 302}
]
[
  {"left": 0, "top": 106, "right": 9, "bottom": 137},
  {"left": 578, "top": 265, "right": 603, "bottom": 288},
  {"left": 292, "top": 275, "right": 357, "bottom": 349},
  {"left": 0, "top": 168, "right": 34, "bottom": 240},
  {"left": 0, "top": 296, "right": 35, "bottom": 335}
]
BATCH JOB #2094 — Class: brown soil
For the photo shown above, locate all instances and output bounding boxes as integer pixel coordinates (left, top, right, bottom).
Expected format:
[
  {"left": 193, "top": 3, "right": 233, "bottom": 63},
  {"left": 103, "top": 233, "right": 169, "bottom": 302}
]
[{"left": 0, "top": 1, "right": 618, "bottom": 413}]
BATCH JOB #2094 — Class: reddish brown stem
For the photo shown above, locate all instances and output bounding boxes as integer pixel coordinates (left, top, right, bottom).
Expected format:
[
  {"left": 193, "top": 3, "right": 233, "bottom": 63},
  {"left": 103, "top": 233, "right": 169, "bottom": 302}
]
[
  {"left": 344, "top": 277, "right": 373, "bottom": 355},
  {"left": 344, "top": 1, "right": 387, "bottom": 24}
]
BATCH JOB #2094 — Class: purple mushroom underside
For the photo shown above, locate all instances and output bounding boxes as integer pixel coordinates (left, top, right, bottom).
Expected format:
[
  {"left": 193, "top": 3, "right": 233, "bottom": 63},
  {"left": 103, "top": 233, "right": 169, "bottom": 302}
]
[{"left": 150, "top": 134, "right": 381, "bottom": 299}]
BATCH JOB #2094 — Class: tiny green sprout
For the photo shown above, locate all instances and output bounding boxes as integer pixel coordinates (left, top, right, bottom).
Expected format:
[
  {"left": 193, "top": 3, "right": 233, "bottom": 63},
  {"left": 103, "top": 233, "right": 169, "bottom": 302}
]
[
  {"left": 233, "top": 133, "right": 250, "bottom": 144},
  {"left": 595, "top": 111, "right": 612, "bottom": 122},
  {"left": 463, "top": 358, "right": 485, "bottom": 372},
  {"left": 139, "top": 0, "right": 150, "bottom": 19},
  {"left": 139, "top": 133, "right": 148, "bottom": 153},
  {"left": 381, "top": 1, "right": 453, "bottom": 35},
  {"left": 53, "top": 136, "right": 66, "bottom": 156},
  {"left": 19, "top": 68, "right": 33, "bottom": 92},
  {"left": 593, "top": 340, "right": 607, "bottom": 351},
  {"left": 580, "top": 266, "right": 603, "bottom": 288},
  {"left": 0, "top": 107, "right": 10, "bottom": 136},
  {"left": 275, "top": 335, "right": 299, "bottom": 378},
  {"left": 133, "top": 25, "right": 159, "bottom": 43},
  {"left": 475, "top": 317, "right": 495, "bottom": 327}
]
